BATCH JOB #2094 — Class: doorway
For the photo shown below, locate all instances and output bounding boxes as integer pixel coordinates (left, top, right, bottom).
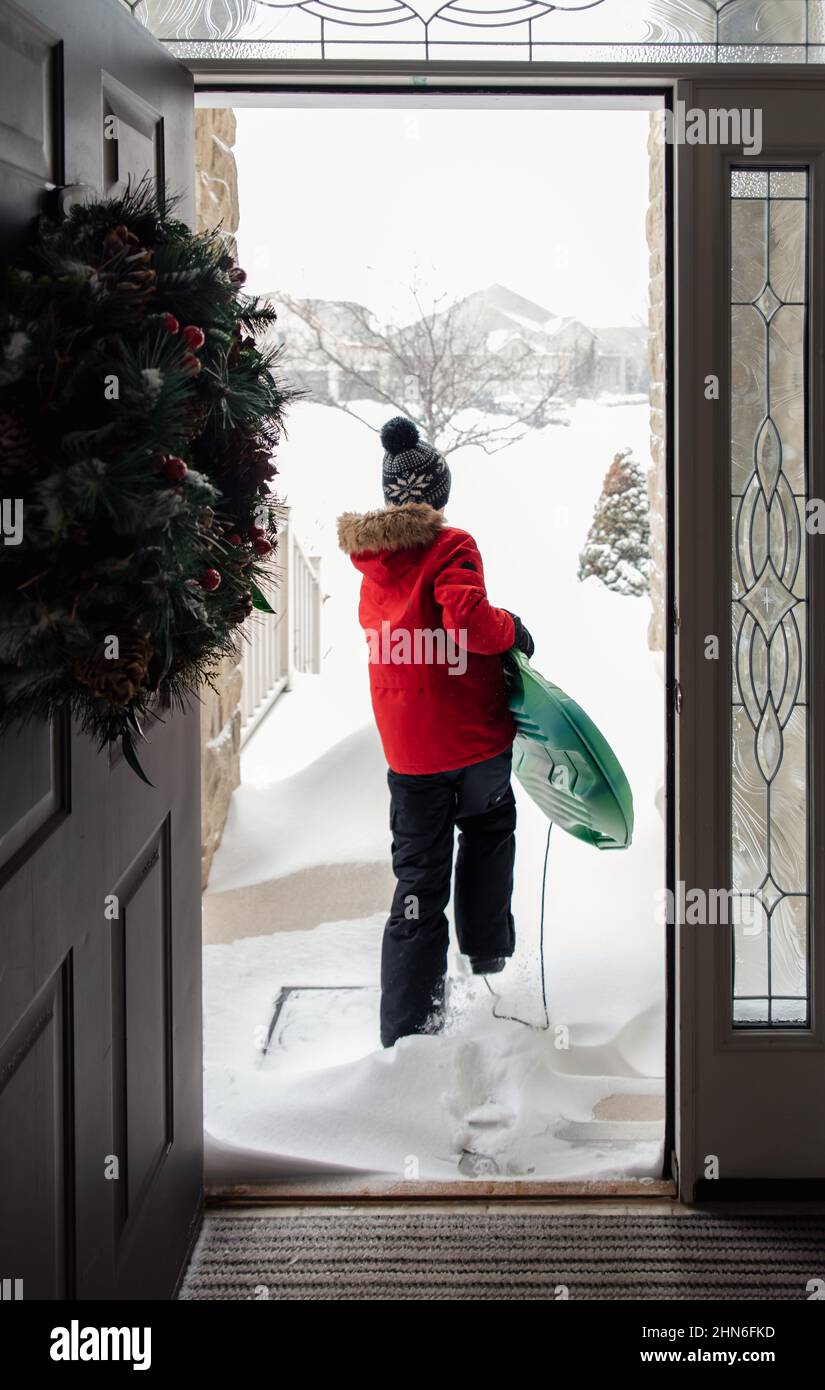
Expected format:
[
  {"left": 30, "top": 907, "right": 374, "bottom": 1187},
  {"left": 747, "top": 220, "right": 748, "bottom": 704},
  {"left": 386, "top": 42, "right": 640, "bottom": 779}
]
[
  {"left": 6, "top": 0, "right": 825, "bottom": 1307},
  {"left": 199, "top": 93, "right": 672, "bottom": 1190}
]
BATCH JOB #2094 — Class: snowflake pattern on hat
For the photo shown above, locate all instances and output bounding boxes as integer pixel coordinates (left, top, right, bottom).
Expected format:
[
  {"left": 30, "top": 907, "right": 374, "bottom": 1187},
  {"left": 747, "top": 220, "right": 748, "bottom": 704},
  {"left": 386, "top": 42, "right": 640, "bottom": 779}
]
[{"left": 381, "top": 419, "right": 451, "bottom": 510}]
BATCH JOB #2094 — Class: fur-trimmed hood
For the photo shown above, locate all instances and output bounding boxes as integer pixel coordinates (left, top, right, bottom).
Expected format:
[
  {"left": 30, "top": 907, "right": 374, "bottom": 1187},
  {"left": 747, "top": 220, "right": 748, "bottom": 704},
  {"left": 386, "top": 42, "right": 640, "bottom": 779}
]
[{"left": 337, "top": 501, "right": 444, "bottom": 557}]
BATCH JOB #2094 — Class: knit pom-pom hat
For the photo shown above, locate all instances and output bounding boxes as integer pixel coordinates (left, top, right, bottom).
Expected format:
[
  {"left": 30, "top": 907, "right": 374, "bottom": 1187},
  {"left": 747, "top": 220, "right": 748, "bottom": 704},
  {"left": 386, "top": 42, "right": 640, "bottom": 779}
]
[{"left": 380, "top": 416, "right": 451, "bottom": 510}]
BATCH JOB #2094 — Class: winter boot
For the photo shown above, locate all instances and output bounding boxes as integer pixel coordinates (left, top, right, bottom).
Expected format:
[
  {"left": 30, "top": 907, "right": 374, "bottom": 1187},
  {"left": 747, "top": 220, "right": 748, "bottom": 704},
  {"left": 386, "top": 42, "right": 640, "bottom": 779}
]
[{"left": 469, "top": 955, "right": 506, "bottom": 976}]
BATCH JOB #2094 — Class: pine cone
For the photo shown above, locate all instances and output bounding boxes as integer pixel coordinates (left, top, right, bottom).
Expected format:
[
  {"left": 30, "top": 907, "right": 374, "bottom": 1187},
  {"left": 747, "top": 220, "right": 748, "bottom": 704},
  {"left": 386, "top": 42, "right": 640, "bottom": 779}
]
[
  {"left": 72, "top": 628, "right": 154, "bottom": 708},
  {"left": 116, "top": 267, "right": 157, "bottom": 294},
  {"left": 102, "top": 224, "right": 142, "bottom": 256},
  {"left": 212, "top": 430, "right": 276, "bottom": 494},
  {"left": 100, "top": 225, "right": 156, "bottom": 298},
  {"left": 228, "top": 590, "right": 254, "bottom": 624},
  {"left": 0, "top": 408, "right": 35, "bottom": 475}
]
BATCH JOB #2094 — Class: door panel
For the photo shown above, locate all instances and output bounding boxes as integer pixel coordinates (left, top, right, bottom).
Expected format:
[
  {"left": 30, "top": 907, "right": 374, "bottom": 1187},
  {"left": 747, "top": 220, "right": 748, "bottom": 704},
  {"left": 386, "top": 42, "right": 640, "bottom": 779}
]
[
  {"left": 0, "top": 716, "right": 69, "bottom": 885},
  {"left": 101, "top": 72, "right": 166, "bottom": 200},
  {"left": 0, "top": 963, "right": 72, "bottom": 1300},
  {"left": 111, "top": 819, "right": 173, "bottom": 1236},
  {"left": 0, "top": 0, "right": 200, "bottom": 1299},
  {"left": 0, "top": 0, "right": 59, "bottom": 245},
  {"left": 676, "top": 75, "right": 825, "bottom": 1197}
]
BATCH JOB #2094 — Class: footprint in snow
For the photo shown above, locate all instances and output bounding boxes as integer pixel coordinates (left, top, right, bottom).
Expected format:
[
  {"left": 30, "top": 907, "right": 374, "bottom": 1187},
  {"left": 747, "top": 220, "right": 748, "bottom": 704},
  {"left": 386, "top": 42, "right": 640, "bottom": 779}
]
[{"left": 443, "top": 1041, "right": 519, "bottom": 1169}]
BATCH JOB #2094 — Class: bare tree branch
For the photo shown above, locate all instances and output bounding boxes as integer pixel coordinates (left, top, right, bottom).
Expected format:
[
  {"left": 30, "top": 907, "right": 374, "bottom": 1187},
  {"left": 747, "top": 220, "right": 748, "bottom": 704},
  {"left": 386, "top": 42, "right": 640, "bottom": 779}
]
[{"left": 270, "top": 287, "right": 593, "bottom": 457}]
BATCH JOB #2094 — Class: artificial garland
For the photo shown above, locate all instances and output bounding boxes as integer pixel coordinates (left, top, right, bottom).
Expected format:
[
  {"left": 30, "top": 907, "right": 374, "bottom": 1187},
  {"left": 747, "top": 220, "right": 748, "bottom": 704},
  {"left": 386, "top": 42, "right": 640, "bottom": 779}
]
[{"left": 0, "top": 182, "right": 296, "bottom": 779}]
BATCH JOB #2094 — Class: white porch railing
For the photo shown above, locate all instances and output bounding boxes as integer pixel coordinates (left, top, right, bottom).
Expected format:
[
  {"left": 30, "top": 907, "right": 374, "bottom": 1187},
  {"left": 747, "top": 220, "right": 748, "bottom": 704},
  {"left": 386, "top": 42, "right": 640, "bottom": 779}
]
[{"left": 239, "top": 509, "right": 321, "bottom": 745}]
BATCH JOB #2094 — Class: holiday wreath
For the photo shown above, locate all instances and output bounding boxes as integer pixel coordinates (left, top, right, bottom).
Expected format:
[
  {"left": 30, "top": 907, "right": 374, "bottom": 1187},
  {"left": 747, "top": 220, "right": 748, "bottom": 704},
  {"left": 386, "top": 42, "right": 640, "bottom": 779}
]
[{"left": 0, "top": 183, "right": 296, "bottom": 779}]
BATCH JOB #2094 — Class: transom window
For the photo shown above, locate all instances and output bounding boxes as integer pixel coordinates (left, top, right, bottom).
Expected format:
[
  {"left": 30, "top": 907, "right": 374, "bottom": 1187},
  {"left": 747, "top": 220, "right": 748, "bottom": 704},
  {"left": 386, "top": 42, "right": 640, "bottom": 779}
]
[{"left": 129, "top": 0, "right": 825, "bottom": 64}]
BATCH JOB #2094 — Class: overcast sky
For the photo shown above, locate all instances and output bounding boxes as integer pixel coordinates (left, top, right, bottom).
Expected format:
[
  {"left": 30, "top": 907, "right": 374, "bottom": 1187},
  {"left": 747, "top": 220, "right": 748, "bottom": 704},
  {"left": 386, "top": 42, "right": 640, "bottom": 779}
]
[{"left": 234, "top": 106, "right": 652, "bottom": 328}]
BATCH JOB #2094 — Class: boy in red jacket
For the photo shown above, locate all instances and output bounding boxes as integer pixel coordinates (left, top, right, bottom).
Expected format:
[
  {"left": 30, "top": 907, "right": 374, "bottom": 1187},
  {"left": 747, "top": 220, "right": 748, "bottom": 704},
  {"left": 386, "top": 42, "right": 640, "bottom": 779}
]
[{"left": 338, "top": 417, "right": 534, "bottom": 1047}]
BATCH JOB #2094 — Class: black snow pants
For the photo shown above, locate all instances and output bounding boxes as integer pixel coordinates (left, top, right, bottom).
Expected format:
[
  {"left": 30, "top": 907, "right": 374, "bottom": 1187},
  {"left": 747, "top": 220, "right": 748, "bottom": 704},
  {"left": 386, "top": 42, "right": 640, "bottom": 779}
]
[{"left": 380, "top": 746, "right": 517, "bottom": 1048}]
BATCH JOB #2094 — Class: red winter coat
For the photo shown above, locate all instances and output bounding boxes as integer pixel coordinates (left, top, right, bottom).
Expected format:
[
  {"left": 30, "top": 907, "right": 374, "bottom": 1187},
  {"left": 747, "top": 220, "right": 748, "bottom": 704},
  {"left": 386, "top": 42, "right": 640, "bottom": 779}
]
[{"left": 337, "top": 501, "right": 516, "bottom": 774}]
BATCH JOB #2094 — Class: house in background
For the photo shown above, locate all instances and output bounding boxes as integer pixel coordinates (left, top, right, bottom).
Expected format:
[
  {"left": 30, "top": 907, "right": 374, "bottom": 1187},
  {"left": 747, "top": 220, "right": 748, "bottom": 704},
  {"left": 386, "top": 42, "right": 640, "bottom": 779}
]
[
  {"left": 266, "top": 281, "right": 648, "bottom": 411},
  {"left": 593, "top": 324, "right": 650, "bottom": 395},
  {"left": 267, "top": 295, "right": 388, "bottom": 402},
  {"left": 430, "top": 283, "right": 600, "bottom": 405}
]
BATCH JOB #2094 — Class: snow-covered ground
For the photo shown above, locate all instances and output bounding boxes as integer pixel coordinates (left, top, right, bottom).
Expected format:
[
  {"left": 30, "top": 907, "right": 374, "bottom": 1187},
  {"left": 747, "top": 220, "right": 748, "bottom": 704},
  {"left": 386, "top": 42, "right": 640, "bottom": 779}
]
[{"left": 204, "top": 398, "right": 667, "bottom": 1183}]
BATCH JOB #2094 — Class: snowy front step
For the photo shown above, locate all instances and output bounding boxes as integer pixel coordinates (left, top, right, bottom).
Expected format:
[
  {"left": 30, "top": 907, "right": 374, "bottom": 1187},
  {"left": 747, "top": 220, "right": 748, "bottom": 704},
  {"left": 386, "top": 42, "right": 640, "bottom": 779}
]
[
  {"left": 555, "top": 1091, "right": 665, "bottom": 1146},
  {"left": 554, "top": 1117, "right": 663, "bottom": 1145}
]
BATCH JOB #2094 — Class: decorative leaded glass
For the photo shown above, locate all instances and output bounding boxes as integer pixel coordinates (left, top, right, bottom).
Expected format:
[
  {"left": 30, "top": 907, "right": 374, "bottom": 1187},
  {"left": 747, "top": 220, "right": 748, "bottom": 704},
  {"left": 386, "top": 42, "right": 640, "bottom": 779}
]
[
  {"left": 130, "top": 0, "right": 825, "bottom": 63},
  {"left": 730, "top": 166, "right": 809, "bottom": 1028}
]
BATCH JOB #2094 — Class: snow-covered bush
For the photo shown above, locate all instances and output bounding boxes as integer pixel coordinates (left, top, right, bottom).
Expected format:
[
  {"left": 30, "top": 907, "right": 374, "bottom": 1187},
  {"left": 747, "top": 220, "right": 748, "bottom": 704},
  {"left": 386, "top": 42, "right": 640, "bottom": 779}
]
[{"left": 578, "top": 448, "right": 651, "bottom": 596}]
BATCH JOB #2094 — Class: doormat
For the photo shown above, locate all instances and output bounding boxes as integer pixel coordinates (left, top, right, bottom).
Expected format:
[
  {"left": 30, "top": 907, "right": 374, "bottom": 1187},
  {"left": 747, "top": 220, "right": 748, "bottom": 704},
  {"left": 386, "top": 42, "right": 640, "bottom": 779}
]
[
  {"left": 261, "top": 986, "right": 378, "bottom": 1068},
  {"left": 265, "top": 985, "right": 373, "bottom": 1046},
  {"left": 178, "top": 1211, "right": 825, "bottom": 1300}
]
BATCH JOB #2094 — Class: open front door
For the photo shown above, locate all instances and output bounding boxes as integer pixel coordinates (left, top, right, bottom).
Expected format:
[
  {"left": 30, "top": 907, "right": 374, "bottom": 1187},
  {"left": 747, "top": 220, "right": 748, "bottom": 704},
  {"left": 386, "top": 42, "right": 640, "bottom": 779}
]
[
  {"left": 676, "top": 74, "right": 825, "bottom": 1198},
  {"left": 0, "top": 0, "right": 201, "bottom": 1297}
]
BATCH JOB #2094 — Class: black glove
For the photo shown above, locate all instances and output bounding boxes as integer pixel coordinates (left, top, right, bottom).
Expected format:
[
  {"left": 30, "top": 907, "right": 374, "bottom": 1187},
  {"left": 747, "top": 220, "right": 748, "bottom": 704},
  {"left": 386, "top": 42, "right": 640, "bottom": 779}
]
[
  {"left": 503, "top": 609, "right": 535, "bottom": 659},
  {"left": 502, "top": 650, "right": 521, "bottom": 698}
]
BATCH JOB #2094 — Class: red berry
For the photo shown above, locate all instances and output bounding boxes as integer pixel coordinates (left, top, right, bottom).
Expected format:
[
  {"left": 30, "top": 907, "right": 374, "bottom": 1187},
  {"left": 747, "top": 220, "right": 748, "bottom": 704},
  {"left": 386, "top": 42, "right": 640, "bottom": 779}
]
[
  {"left": 248, "top": 524, "right": 265, "bottom": 540},
  {"left": 226, "top": 533, "right": 242, "bottom": 546},
  {"left": 182, "top": 352, "right": 202, "bottom": 376},
  {"left": 199, "top": 568, "right": 222, "bottom": 592},
  {"left": 163, "top": 313, "right": 180, "bottom": 334},
  {"left": 229, "top": 267, "right": 247, "bottom": 285},
  {"left": 183, "top": 324, "right": 205, "bottom": 351},
  {"left": 254, "top": 537, "right": 273, "bottom": 557},
  {"left": 161, "top": 455, "right": 187, "bottom": 482}
]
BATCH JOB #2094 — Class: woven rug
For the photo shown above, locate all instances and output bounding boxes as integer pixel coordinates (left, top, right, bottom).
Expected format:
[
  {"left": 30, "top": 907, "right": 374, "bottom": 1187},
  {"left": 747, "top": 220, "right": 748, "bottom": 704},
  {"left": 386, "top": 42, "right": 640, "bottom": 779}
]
[{"left": 178, "top": 1211, "right": 825, "bottom": 1300}]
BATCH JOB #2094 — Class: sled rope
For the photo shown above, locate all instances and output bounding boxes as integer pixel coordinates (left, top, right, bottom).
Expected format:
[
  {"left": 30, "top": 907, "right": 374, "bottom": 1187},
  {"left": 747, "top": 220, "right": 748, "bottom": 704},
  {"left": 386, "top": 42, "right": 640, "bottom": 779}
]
[{"left": 483, "top": 820, "right": 552, "bottom": 1031}]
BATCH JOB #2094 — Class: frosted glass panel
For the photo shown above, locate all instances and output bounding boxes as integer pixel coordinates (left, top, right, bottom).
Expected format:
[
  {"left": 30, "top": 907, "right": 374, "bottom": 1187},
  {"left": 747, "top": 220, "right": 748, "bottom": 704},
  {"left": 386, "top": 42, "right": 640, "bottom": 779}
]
[
  {"left": 718, "top": 0, "right": 807, "bottom": 46},
  {"left": 732, "top": 171, "right": 769, "bottom": 199},
  {"left": 730, "top": 167, "right": 810, "bottom": 1028},
  {"left": 770, "top": 172, "right": 808, "bottom": 198},
  {"left": 131, "top": 0, "right": 825, "bottom": 62}
]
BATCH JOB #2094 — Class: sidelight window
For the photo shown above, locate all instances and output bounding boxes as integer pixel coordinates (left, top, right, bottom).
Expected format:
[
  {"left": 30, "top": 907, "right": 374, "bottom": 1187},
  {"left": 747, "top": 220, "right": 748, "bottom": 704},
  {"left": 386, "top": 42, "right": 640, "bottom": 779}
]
[{"left": 730, "top": 167, "right": 810, "bottom": 1027}]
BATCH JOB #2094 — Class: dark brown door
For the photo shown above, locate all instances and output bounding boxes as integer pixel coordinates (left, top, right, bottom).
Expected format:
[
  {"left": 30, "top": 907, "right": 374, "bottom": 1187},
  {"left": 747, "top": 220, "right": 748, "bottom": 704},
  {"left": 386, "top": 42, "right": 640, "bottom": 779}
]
[
  {"left": 0, "top": 0, "right": 201, "bottom": 1299},
  {"left": 675, "top": 74, "right": 825, "bottom": 1197}
]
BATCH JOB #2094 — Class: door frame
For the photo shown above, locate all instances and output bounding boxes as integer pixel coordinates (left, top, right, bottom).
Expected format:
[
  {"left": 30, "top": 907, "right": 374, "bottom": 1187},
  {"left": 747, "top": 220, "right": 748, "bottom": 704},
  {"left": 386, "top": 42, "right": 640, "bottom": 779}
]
[
  {"left": 195, "top": 75, "right": 678, "bottom": 1202},
  {"left": 188, "top": 61, "right": 825, "bottom": 1203},
  {"left": 674, "top": 73, "right": 825, "bottom": 1201}
]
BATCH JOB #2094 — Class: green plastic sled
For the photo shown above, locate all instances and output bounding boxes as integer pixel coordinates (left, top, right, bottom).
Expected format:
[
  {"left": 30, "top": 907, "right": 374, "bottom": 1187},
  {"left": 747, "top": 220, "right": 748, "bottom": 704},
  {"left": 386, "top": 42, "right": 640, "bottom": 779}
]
[{"left": 506, "top": 649, "right": 634, "bottom": 851}]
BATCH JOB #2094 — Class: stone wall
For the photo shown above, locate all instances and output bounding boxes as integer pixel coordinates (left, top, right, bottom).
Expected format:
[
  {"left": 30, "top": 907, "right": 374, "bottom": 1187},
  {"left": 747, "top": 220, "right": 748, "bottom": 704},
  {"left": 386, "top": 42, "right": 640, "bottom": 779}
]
[
  {"left": 195, "top": 107, "right": 239, "bottom": 260},
  {"left": 200, "top": 648, "right": 242, "bottom": 888},
  {"left": 196, "top": 108, "right": 243, "bottom": 888},
  {"left": 646, "top": 113, "right": 667, "bottom": 655}
]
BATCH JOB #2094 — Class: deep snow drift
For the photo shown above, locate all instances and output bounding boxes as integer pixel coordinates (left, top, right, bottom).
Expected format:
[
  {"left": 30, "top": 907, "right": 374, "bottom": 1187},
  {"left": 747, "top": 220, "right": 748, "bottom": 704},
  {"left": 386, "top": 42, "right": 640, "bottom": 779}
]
[{"left": 204, "top": 399, "right": 666, "bottom": 1182}]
